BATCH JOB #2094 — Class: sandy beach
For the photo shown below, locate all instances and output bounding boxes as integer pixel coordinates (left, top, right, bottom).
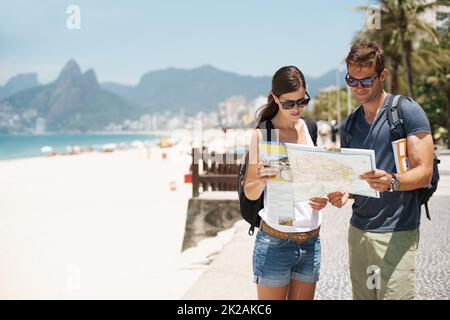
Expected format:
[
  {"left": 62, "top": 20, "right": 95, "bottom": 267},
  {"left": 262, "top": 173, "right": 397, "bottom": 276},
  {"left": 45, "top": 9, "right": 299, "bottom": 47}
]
[
  {"left": 0, "top": 128, "right": 253, "bottom": 299},
  {"left": 0, "top": 142, "right": 220, "bottom": 299}
]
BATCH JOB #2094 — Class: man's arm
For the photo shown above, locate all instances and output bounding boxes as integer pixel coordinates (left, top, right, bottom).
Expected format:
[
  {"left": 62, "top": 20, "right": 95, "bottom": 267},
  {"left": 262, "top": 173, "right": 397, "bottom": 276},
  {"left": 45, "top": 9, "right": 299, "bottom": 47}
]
[
  {"left": 361, "top": 132, "right": 434, "bottom": 192},
  {"left": 397, "top": 132, "right": 434, "bottom": 190}
]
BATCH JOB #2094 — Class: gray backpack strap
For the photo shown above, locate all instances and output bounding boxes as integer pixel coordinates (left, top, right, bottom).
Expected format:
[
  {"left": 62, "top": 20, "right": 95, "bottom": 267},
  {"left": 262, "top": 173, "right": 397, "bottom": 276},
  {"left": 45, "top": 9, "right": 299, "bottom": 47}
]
[
  {"left": 390, "top": 95, "right": 403, "bottom": 125},
  {"left": 392, "top": 94, "right": 401, "bottom": 107},
  {"left": 387, "top": 94, "right": 406, "bottom": 140},
  {"left": 341, "top": 106, "right": 361, "bottom": 147}
]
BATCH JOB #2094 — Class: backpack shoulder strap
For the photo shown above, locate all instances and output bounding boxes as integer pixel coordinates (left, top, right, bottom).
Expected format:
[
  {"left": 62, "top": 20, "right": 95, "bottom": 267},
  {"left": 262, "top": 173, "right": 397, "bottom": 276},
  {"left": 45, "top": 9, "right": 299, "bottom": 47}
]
[
  {"left": 303, "top": 119, "right": 318, "bottom": 146},
  {"left": 257, "top": 119, "right": 274, "bottom": 141},
  {"left": 386, "top": 94, "right": 407, "bottom": 140},
  {"left": 342, "top": 106, "right": 361, "bottom": 146}
]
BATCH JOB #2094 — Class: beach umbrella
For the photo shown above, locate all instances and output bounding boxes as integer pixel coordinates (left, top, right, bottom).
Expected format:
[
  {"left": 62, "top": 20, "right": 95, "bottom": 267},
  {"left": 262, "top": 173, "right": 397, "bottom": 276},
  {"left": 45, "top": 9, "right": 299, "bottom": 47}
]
[
  {"left": 41, "top": 146, "right": 54, "bottom": 154},
  {"left": 131, "top": 140, "right": 144, "bottom": 148},
  {"left": 101, "top": 143, "right": 117, "bottom": 152}
]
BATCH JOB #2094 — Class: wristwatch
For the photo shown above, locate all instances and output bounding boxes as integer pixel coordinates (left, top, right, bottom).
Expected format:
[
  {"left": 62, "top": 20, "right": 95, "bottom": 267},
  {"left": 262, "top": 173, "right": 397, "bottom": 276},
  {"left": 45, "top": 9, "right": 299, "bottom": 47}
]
[{"left": 390, "top": 174, "right": 400, "bottom": 192}]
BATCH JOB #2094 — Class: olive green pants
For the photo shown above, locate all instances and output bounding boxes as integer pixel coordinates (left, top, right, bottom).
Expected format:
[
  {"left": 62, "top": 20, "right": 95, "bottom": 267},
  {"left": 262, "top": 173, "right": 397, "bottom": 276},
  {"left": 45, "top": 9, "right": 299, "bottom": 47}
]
[{"left": 348, "top": 224, "right": 419, "bottom": 300}]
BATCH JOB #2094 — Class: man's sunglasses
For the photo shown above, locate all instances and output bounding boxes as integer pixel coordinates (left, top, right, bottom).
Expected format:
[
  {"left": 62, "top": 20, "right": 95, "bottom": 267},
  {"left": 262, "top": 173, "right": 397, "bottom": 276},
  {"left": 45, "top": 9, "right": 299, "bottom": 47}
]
[
  {"left": 345, "top": 73, "right": 379, "bottom": 88},
  {"left": 279, "top": 91, "right": 311, "bottom": 109}
]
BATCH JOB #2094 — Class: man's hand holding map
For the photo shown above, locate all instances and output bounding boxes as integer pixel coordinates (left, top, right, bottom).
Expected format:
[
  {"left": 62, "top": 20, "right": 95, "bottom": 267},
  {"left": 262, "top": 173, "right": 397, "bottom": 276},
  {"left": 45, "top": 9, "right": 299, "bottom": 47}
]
[{"left": 283, "top": 143, "right": 379, "bottom": 201}]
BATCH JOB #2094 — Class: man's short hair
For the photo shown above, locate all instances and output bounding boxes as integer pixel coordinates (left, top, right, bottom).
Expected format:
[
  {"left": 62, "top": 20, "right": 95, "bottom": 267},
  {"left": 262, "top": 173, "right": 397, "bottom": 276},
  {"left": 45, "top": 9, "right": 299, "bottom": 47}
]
[{"left": 346, "top": 41, "right": 385, "bottom": 75}]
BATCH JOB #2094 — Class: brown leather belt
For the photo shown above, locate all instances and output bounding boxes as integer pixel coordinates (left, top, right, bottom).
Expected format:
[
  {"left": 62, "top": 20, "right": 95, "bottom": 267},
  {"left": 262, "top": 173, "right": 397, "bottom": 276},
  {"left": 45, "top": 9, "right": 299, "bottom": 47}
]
[{"left": 261, "top": 221, "right": 320, "bottom": 244}]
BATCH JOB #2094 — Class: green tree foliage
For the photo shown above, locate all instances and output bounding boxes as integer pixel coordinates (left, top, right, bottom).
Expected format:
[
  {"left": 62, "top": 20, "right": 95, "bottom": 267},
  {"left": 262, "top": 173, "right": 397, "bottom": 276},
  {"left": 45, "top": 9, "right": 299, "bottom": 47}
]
[{"left": 416, "top": 25, "right": 450, "bottom": 147}]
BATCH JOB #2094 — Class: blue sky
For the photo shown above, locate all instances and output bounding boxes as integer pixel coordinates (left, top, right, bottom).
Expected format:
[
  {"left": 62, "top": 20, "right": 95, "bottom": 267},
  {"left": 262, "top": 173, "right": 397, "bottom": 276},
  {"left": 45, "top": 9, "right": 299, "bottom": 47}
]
[{"left": 0, "top": 0, "right": 369, "bottom": 85}]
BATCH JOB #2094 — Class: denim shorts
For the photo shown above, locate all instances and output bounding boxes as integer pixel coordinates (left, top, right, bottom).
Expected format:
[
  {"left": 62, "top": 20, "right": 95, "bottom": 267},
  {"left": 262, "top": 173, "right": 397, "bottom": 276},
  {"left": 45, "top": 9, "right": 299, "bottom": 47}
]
[{"left": 252, "top": 229, "right": 321, "bottom": 287}]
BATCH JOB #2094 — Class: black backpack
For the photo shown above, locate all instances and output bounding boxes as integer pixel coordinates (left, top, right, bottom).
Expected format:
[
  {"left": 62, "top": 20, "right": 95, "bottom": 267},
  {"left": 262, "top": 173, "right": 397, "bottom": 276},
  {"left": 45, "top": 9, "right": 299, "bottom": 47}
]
[
  {"left": 341, "top": 94, "right": 440, "bottom": 220},
  {"left": 237, "top": 119, "right": 318, "bottom": 235}
]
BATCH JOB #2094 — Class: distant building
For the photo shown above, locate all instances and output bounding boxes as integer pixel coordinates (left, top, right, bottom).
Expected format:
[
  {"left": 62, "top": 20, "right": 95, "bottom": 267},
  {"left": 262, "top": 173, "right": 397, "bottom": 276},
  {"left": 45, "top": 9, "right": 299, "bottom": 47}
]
[
  {"left": 217, "top": 96, "right": 246, "bottom": 129},
  {"left": 217, "top": 95, "right": 266, "bottom": 129},
  {"left": 435, "top": 6, "right": 450, "bottom": 31},
  {"left": 420, "top": 1, "right": 449, "bottom": 32},
  {"left": 247, "top": 96, "right": 267, "bottom": 125},
  {"left": 35, "top": 117, "right": 46, "bottom": 134}
]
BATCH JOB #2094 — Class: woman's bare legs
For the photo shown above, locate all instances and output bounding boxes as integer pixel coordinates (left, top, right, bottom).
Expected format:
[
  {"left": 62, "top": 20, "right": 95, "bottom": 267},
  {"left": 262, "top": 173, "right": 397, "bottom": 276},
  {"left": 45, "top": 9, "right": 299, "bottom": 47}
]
[
  {"left": 257, "top": 284, "right": 289, "bottom": 300},
  {"left": 287, "top": 279, "right": 316, "bottom": 300},
  {"left": 257, "top": 279, "right": 316, "bottom": 300}
]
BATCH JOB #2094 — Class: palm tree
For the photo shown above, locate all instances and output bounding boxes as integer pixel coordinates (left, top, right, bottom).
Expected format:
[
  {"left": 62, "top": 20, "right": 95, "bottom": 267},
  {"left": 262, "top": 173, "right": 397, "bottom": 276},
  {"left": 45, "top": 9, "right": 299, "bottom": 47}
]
[
  {"left": 419, "top": 29, "right": 450, "bottom": 147},
  {"left": 427, "top": 67, "right": 450, "bottom": 148}
]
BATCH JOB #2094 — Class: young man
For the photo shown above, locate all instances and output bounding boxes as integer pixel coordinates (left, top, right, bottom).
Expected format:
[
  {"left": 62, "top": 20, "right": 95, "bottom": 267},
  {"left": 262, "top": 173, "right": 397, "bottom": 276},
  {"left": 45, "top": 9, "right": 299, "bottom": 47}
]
[{"left": 327, "top": 41, "right": 434, "bottom": 300}]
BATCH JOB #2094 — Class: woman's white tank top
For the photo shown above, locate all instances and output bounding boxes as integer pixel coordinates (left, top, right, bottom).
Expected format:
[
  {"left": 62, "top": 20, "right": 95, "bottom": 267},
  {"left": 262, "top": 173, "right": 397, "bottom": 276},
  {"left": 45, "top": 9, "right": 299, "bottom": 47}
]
[{"left": 258, "top": 118, "right": 322, "bottom": 233}]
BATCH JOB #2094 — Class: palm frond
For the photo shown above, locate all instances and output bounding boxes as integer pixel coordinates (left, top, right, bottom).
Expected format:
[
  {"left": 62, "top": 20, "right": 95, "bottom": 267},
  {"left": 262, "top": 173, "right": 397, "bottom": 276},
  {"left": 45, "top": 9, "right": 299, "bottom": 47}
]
[{"left": 416, "top": 21, "right": 439, "bottom": 43}]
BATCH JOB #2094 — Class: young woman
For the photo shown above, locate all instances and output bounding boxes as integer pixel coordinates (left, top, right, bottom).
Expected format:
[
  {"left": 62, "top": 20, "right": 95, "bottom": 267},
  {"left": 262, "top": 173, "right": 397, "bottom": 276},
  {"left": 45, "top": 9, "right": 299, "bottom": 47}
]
[{"left": 244, "top": 66, "right": 328, "bottom": 300}]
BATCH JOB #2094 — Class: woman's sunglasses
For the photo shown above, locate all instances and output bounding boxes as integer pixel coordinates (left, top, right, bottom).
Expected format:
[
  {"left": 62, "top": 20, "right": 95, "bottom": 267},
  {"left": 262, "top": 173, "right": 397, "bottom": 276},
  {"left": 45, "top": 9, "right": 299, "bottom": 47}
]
[
  {"left": 279, "top": 91, "right": 311, "bottom": 109},
  {"left": 345, "top": 73, "right": 379, "bottom": 88}
]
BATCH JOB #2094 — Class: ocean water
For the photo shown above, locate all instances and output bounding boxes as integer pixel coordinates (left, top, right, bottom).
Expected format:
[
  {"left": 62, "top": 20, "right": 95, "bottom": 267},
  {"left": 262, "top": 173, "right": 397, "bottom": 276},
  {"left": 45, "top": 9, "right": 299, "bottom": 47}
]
[{"left": 0, "top": 133, "right": 160, "bottom": 160}]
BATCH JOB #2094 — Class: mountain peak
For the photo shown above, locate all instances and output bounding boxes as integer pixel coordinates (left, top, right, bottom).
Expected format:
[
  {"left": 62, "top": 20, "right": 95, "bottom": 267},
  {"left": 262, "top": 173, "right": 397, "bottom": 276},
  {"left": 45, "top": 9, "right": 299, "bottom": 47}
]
[
  {"left": 62, "top": 59, "right": 81, "bottom": 74},
  {"left": 0, "top": 73, "right": 40, "bottom": 99},
  {"left": 4, "top": 73, "right": 38, "bottom": 87},
  {"left": 81, "top": 68, "right": 99, "bottom": 89},
  {"left": 57, "top": 59, "right": 82, "bottom": 83},
  {"left": 83, "top": 68, "right": 97, "bottom": 81},
  {"left": 195, "top": 65, "right": 217, "bottom": 71}
]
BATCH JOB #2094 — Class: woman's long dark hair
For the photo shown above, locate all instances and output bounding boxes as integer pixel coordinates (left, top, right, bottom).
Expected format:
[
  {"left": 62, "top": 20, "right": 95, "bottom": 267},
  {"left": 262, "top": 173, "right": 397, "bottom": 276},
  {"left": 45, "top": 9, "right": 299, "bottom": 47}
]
[{"left": 256, "top": 66, "right": 306, "bottom": 126}]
